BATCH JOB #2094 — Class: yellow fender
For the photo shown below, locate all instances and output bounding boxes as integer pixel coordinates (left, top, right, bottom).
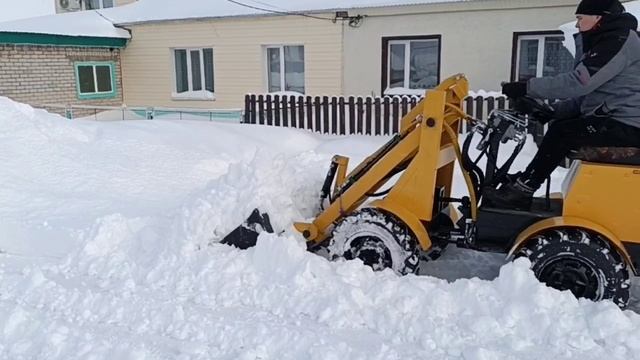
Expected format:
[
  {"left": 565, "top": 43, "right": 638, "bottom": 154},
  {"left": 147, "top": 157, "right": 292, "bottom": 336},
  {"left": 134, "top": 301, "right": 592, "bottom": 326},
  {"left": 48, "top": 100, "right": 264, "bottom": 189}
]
[{"left": 507, "top": 216, "right": 637, "bottom": 275}]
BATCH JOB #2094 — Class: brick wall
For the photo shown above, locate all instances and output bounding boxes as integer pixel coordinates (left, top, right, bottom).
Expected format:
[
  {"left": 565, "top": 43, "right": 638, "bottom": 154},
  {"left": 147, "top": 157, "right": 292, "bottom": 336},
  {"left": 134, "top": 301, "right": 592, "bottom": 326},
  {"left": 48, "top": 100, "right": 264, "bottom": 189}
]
[{"left": 0, "top": 45, "right": 123, "bottom": 117}]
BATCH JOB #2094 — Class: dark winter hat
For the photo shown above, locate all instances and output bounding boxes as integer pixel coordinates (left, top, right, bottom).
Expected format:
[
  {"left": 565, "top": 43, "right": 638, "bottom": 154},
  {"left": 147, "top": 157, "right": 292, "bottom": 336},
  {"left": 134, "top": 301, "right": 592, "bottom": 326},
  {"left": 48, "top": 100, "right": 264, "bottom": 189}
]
[{"left": 575, "top": 0, "right": 625, "bottom": 15}]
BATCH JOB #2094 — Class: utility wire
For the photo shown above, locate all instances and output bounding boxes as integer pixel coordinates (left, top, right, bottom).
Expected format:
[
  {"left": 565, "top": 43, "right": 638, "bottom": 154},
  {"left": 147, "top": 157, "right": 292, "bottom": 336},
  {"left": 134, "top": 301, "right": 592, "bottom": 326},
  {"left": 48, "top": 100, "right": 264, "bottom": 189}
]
[{"left": 225, "top": 0, "right": 335, "bottom": 21}]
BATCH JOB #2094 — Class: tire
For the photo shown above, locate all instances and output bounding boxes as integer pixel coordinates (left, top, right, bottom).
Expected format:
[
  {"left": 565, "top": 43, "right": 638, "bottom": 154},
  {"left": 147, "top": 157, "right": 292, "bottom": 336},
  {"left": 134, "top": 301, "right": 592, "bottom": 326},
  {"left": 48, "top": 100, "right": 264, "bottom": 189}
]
[
  {"left": 328, "top": 208, "right": 420, "bottom": 275},
  {"left": 517, "top": 228, "right": 630, "bottom": 307}
]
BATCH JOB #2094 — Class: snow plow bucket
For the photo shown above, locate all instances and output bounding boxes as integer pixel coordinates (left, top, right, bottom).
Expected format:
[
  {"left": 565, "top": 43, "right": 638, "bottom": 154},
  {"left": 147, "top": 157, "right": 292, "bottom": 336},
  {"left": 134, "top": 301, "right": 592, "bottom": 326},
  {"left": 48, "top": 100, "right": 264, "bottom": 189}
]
[{"left": 220, "top": 208, "right": 274, "bottom": 249}]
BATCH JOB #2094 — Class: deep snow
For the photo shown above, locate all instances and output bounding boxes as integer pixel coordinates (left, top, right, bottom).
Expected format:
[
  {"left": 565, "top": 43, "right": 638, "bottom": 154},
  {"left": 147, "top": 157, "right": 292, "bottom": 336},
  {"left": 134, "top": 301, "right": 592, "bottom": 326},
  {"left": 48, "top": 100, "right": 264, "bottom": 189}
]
[{"left": 2, "top": 97, "right": 640, "bottom": 359}]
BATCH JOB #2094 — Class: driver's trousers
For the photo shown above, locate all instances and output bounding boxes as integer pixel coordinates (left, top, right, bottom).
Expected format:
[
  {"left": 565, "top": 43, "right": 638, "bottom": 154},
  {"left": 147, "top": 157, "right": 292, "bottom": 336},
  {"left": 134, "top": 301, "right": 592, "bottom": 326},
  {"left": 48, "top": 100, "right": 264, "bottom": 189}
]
[{"left": 522, "top": 115, "right": 640, "bottom": 188}]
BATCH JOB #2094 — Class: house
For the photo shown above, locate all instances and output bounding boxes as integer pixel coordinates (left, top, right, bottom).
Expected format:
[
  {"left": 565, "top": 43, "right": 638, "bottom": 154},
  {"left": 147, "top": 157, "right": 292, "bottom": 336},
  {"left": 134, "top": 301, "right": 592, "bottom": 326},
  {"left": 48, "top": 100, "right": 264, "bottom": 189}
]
[{"left": 0, "top": 0, "right": 632, "bottom": 115}]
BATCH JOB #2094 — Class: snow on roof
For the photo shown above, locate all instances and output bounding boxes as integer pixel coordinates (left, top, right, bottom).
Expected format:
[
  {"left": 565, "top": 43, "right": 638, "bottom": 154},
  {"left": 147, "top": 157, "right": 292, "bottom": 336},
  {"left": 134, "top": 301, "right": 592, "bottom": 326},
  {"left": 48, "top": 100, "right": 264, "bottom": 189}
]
[
  {"left": 0, "top": 10, "right": 130, "bottom": 39},
  {"left": 560, "top": 0, "right": 640, "bottom": 55},
  {"left": 100, "top": 0, "right": 477, "bottom": 25}
]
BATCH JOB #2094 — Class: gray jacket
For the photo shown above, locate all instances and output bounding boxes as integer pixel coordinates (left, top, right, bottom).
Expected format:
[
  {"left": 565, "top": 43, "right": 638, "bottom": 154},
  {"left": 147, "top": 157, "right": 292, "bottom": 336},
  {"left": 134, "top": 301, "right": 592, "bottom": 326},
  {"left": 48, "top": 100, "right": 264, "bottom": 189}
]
[{"left": 527, "top": 13, "right": 640, "bottom": 129}]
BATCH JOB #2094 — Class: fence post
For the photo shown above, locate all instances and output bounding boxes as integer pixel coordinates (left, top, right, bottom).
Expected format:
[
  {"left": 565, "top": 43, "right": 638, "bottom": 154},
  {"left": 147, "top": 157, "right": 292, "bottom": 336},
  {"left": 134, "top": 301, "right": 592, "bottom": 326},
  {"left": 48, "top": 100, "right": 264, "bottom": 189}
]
[
  {"left": 258, "top": 95, "right": 265, "bottom": 125},
  {"left": 243, "top": 94, "right": 251, "bottom": 123},
  {"left": 306, "top": 96, "right": 313, "bottom": 130},
  {"left": 391, "top": 97, "right": 399, "bottom": 134},
  {"left": 338, "top": 97, "right": 346, "bottom": 135},
  {"left": 322, "top": 96, "right": 330, "bottom": 134},
  {"left": 65, "top": 105, "right": 73, "bottom": 119},
  {"left": 273, "top": 95, "right": 281, "bottom": 126},
  {"left": 281, "top": 95, "right": 288, "bottom": 127},
  {"left": 374, "top": 97, "right": 381, "bottom": 136},
  {"left": 348, "top": 96, "right": 356, "bottom": 135},
  {"left": 356, "top": 97, "right": 364, "bottom": 135}
]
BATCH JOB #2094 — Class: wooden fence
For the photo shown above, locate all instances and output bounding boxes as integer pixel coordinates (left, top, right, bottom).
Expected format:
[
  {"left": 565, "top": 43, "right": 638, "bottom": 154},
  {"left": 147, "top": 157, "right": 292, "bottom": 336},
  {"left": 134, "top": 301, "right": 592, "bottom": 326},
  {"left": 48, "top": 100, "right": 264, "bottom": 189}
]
[{"left": 243, "top": 94, "right": 513, "bottom": 136}]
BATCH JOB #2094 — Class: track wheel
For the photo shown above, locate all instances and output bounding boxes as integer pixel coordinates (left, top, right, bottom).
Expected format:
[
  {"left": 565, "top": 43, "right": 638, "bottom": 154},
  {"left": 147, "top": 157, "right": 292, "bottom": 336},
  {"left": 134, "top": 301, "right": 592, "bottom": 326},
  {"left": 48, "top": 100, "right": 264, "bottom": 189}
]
[
  {"left": 328, "top": 208, "right": 419, "bottom": 275},
  {"left": 517, "top": 228, "right": 630, "bottom": 307}
]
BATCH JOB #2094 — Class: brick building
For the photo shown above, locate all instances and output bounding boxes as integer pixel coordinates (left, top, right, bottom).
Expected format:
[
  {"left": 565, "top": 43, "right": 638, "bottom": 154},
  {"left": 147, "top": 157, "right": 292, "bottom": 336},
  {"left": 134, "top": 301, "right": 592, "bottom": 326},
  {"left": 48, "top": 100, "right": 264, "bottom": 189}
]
[{"left": 0, "top": 11, "right": 129, "bottom": 116}]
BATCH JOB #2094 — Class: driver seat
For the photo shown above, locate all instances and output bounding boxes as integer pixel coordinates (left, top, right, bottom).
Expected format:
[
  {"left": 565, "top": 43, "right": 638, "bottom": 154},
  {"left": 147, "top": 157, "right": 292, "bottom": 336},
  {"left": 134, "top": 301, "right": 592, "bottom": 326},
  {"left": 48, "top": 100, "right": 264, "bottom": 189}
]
[{"left": 569, "top": 147, "right": 640, "bottom": 166}]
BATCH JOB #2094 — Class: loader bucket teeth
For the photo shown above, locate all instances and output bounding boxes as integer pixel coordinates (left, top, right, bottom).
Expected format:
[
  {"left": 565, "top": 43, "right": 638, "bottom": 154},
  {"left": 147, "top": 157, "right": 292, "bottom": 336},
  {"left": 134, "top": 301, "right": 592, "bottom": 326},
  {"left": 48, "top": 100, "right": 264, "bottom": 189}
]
[{"left": 220, "top": 208, "right": 274, "bottom": 249}]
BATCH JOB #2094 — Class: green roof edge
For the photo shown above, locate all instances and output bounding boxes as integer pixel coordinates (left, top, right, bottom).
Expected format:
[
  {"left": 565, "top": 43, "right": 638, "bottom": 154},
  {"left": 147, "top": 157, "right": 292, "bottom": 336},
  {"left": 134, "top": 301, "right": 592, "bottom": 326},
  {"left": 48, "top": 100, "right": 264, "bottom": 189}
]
[{"left": 0, "top": 32, "right": 128, "bottom": 48}]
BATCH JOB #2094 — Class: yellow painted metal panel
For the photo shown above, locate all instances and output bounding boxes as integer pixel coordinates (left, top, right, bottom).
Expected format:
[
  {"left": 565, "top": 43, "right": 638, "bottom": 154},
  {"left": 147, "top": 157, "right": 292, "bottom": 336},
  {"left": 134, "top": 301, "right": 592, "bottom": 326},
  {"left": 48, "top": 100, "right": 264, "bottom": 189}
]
[{"left": 564, "top": 162, "right": 640, "bottom": 244}]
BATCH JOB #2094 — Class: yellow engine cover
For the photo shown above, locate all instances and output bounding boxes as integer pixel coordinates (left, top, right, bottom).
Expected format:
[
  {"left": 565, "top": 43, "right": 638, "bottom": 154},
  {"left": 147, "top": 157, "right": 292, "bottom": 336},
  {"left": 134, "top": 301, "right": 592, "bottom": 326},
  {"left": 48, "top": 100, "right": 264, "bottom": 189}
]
[{"left": 563, "top": 161, "right": 640, "bottom": 244}]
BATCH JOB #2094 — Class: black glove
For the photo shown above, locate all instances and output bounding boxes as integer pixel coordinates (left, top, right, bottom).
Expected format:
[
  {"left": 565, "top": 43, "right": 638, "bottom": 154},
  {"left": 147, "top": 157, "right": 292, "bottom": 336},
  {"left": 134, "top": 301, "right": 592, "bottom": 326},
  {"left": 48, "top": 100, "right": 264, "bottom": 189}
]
[{"left": 502, "top": 81, "right": 527, "bottom": 99}]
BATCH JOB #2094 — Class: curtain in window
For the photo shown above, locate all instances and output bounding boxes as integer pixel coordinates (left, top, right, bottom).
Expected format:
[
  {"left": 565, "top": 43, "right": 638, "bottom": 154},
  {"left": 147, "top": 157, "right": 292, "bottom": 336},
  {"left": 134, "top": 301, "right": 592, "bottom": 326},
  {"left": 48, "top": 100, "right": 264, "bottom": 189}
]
[
  {"left": 409, "top": 40, "right": 438, "bottom": 89},
  {"left": 389, "top": 44, "right": 405, "bottom": 88},
  {"left": 78, "top": 66, "right": 95, "bottom": 94},
  {"left": 284, "top": 46, "right": 304, "bottom": 93},
  {"left": 190, "top": 50, "right": 202, "bottom": 91},
  {"left": 543, "top": 37, "right": 573, "bottom": 77},
  {"left": 267, "top": 48, "right": 281, "bottom": 92},
  {"left": 86, "top": 0, "right": 100, "bottom": 9},
  {"left": 174, "top": 50, "right": 188, "bottom": 93},
  {"left": 203, "top": 48, "right": 214, "bottom": 92},
  {"left": 518, "top": 39, "right": 539, "bottom": 81},
  {"left": 95, "top": 65, "right": 112, "bottom": 92}
]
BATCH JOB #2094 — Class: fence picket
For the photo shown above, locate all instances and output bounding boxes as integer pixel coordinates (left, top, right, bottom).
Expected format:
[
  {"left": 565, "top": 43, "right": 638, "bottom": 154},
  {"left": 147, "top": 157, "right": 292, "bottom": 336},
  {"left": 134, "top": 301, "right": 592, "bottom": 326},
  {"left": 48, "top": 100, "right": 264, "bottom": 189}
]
[{"left": 245, "top": 94, "right": 508, "bottom": 136}]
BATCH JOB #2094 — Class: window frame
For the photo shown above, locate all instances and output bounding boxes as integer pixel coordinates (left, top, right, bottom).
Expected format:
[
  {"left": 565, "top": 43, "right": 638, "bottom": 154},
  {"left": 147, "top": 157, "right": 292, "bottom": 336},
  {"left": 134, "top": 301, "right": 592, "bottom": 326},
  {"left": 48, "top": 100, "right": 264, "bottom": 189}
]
[
  {"left": 264, "top": 44, "right": 306, "bottom": 94},
  {"left": 511, "top": 30, "right": 572, "bottom": 81},
  {"left": 381, "top": 35, "right": 442, "bottom": 95},
  {"left": 171, "top": 47, "right": 215, "bottom": 101},
  {"left": 85, "top": 0, "right": 114, "bottom": 10},
  {"left": 74, "top": 61, "right": 117, "bottom": 100}
]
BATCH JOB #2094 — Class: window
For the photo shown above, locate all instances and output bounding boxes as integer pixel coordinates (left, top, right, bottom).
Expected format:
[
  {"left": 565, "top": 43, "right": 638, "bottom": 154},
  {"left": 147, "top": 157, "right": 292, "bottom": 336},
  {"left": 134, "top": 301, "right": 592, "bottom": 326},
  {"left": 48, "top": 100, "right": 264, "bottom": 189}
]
[
  {"left": 74, "top": 62, "right": 116, "bottom": 99},
  {"left": 266, "top": 45, "right": 305, "bottom": 94},
  {"left": 172, "top": 48, "right": 215, "bottom": 100},
  {"left": 513, "top": 32, "right": 574, "bottom": 81},
  {"left": 382, "top": 36, "right": 441, "bottom": 95},
  {"left": 85, "top": 0, "right": 114, "bottom": 9}
]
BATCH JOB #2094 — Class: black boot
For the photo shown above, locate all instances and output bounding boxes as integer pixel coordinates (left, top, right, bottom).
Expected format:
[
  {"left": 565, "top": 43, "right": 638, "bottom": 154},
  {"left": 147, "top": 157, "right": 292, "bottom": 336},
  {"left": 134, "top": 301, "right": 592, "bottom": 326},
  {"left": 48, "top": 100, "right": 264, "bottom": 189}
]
[{"left": 483, "top": 178, "right": 536, "bottom": 210}]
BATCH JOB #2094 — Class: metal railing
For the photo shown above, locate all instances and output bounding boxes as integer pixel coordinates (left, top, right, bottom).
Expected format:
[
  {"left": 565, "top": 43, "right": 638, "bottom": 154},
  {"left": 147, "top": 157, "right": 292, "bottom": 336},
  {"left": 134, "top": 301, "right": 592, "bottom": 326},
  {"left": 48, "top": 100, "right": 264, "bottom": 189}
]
[{"left": 35, "top": 103, "right": 243, "bottom": 123}]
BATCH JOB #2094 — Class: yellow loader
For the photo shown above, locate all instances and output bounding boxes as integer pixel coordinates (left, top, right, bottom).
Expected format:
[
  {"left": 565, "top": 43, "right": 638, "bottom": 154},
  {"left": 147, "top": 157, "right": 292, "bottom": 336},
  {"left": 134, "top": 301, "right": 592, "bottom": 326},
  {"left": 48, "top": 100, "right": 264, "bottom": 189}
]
[{"left": 223, "top": 74, "right": 640, "bottom": 307}]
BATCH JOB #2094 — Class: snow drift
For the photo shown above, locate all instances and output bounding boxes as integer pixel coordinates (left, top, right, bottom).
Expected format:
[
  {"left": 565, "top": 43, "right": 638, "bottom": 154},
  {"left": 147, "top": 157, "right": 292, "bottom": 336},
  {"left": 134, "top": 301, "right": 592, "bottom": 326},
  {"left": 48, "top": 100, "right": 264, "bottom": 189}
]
[{"left": 1, "top": 97, "right": 640, "bottom": 359}]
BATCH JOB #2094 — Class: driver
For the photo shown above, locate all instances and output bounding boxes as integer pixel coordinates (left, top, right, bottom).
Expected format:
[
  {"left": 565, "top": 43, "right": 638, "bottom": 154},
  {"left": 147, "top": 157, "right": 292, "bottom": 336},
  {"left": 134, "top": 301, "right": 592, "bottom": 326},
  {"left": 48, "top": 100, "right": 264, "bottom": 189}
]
[{"left": 485, "top": 0, "right": 640, "bottom": 209}]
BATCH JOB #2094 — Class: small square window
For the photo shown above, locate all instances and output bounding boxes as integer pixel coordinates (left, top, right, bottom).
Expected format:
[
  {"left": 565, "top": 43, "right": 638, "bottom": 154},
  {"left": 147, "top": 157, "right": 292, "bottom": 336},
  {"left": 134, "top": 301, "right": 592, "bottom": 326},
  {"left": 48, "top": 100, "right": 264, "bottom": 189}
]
[
  {"left": 74, "top": 62, "right": 116, "bottom": 100},
  {"left": 382, "top": 36, "right": 441, "bottom": 95}
]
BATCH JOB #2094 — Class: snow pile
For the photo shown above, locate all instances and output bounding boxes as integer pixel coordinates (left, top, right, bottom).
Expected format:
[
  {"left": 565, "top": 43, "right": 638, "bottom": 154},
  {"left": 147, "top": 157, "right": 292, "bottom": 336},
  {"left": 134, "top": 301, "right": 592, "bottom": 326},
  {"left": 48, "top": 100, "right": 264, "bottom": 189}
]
[{"left": 2, "top": 97, "right": 640, "bottom": 358}]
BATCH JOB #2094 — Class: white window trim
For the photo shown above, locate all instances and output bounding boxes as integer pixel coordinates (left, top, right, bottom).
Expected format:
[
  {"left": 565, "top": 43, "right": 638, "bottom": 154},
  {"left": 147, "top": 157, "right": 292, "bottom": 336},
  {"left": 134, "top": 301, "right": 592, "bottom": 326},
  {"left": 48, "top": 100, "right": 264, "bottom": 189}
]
[
  {"left": 387, "top": 40, "right": 412, "bottom": 90},
  {"left": 385, "top": 38, "right": 439, "bottom": 95},
  {"left": 171, "top": 47, "right": 215, "bottom": 101},
  {"left": 515, "top": 34, "right": 562, "bottom": 79},
  {"left": 264, "top": 44, "right": 305, "bottom": 95}
]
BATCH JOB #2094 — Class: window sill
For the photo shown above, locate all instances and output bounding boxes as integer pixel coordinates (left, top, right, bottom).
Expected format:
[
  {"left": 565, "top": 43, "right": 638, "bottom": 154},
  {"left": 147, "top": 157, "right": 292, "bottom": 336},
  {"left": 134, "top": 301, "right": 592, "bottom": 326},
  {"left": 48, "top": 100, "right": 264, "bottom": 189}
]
[
  {"left": 77, "top": 92, "right": 117, "bottom": 100},
  {"left": 171, "top": 91, "right": 215, "bottom": 101}
]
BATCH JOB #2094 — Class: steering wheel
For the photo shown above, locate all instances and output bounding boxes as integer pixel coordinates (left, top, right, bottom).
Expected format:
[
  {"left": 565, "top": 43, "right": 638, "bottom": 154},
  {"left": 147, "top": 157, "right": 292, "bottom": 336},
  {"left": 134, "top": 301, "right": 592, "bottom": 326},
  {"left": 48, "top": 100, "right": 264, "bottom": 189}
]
[{"left": 512, "top": 96, "right": 555, "bottom": 122}]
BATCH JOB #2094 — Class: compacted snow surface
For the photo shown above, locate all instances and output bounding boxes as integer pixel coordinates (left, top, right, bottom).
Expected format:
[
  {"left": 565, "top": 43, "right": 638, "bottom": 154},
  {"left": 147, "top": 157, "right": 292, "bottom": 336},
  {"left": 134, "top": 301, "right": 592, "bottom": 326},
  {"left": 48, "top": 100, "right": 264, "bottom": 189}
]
[{"left": 2, "top": 97, "right": 640, "bottom": 359}]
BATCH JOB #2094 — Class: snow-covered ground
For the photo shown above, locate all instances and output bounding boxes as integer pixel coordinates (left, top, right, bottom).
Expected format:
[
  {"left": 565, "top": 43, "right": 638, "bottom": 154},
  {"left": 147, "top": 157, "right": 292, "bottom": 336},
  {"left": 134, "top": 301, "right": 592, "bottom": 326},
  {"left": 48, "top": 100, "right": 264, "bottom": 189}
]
[{"left": 2, "top": 97, "right": 640, "bottom": 359}]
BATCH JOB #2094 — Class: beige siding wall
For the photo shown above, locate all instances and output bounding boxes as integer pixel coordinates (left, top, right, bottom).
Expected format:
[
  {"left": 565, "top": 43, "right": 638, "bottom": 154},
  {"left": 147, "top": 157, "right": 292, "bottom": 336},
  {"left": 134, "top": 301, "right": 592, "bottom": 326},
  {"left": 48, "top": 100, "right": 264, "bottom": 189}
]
[
  {"left": 121, "top": 16, "right": 343, "bottom": 109},
  {"left": 0, "top": 45, "right": 123, "bottom": 116},
  {"left": 343, "top": 0, "right": 577, "bottom": 95}
]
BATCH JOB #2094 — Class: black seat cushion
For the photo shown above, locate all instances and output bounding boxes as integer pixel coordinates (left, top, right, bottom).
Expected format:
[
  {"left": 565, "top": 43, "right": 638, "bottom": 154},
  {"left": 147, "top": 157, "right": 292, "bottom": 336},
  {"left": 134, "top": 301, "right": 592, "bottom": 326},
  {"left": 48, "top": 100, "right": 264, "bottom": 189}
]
[{"left": 569, "top": 147, "right": 640, "bottom": 165}]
